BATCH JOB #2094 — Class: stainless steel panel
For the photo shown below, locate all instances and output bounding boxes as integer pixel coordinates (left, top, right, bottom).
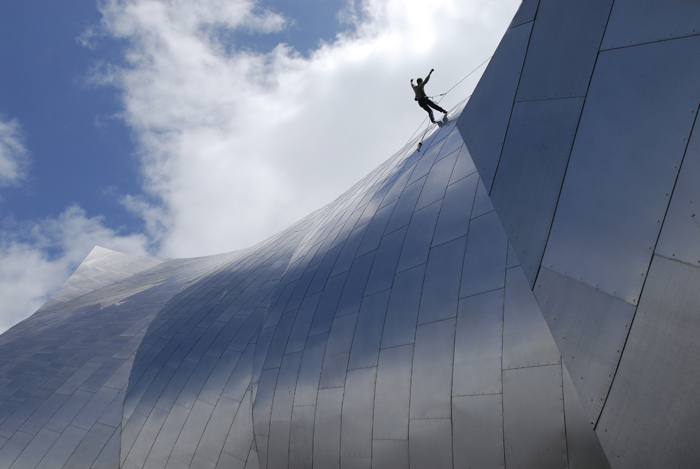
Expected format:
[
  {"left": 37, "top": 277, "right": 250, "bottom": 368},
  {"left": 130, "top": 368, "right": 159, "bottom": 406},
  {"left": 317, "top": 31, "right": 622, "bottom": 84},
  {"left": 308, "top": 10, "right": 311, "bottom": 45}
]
[
  {"left": 452, "top": 394, "right": 504, "bottom": 469},
  {"left": 253, "top": 368, "right": 278, "bottom": 437},
  {"left": 407, "top": 141, "right": 444, "bottom": 186},
  {"left": 285, "top": 294, "right": 322, "bottom": 354},
  {"left": 222, "top": 391, "right": 255, "bottom": 463},
  {"left": 267, "top": 421, "right": 290, "bottom": 469},
  {"left": 271, "top": 352, "right": 303, "bottom": 422},
  {"left": 335, "top": 252, "right": 376, "bottom": 318},
  {"left": 124, "top": 406, "right": 168, "bottom": 468},
  {"left": 72, "top": 387, "right": 120, "bottom": 431},
  {"left": 36, "top": 425, "right": 88, "bottom": 468},
  {"left": 601, "top": 0, "right": 700, "bottom": 49},
  {"left": 371, "top": 439, "right": 408, "bottom": 469},
  {"left": 170, "top": 399, "right": 215, "bottom": 466},
  {"left": 432, "top": 173, "right": 478, "bottom": 247},
  {"left": 448, "top": 147, "right": 476, "bottom": 185},
  {"left": 380, "top": 265, "right": 425, "bottom": 349},
  {"left": 347, "top": 291, "right": 390, "bottom": 370},
  {"left": 469, "top": 179, "right": 494, "bottom": 220},
  {"left": 509, "top": 0, "right": 539, "bottom": 28},
  {"left": 18, "top": 393, "right": 68, "bottom": 436},
  {"left": 7, "top": 428, "right": 59, "bottom": 469},
  {"left": 457, "top": 22, "right": 533, "bottom": 191},
  {"left": 92, "top": 427, "right": 120, "bottom": 469},
  {"left": 330, "top": 223, "right": 370, "bottom": 278},
  {"left": 534, "top": 267, "right": 635, "bottom": 424},
  {"left": 395, "top": 200, "right": 441, "bottom": 273},
  {"left": 597, "top": 256, "right": 700, "bottom": 468},
  {"left": 490, "top": 98, "right": 585, "bottom": 286},
  {"left": 542, "top": 36, "right": 700, "bottom": 305},
  {"left": 289, "top": 405, "right": 314, "bottom": 468},
  {"left": 45, "top": 389, "right": 93, "bottom": 433},
  {"left": 561, "top": 364, "right": 610, "bottom": 469},
  {"left": 384, "top": 177, "right": 426, "bottom": 234},
  {"left": 364, "top": 227, "right": 407, "bottom": 296},
  {"left": 506, "top": 242, "right": 519, "bottom": 268},
  {"left": 195, "top": 396, "right": 242, "bottom": 467},
  {"left": 141, "top": 404, "right": 190, "bottom": 466},
  {"left": 502, "top": 364, "right": 566, "bottom": 469},
  {"left": 656, "top": 121, "right": 700, "bottom": 266},
  {"left": 408, "top": 418, "right": 452, "bottom": 469},
  {"left": 319, "top": 313, "right": 358, "bottom": 389},
  {"left": 313, "top": 387, "right": 344, "bottom": 469},
  {"left": 356, "top": 202, "right": 396, "bottom": 257},
  {"left": 63, "top": 422, "right": 116, "bottom": 468},
  {"left": 515, "top": 0, "right": 612, "bottom": 101},
  {"left": 503, "top": 267, "right": 560, "bottom": 369},
  {"left": 460, "top": 211, "right": 508, "bottom": 298},
  {"left": 340, "top": 367, "right": 376, "bottom": 458},
  {"left": 308, "top": 273, "right": 347, "bottom": 337},
  {"left": 410, "top": 319, "right": 455, "bottom": 419},
  {"left": 453, "top": 289, "right": 504, "bottom": 396},
  {"left": 415, "top": 150, "right": 459, "bottom": 211},
  {"left": 294, "top": 333, "right": 328, "bottom": 407},
  {"left": 435, "top": 128, "right": 463, "bottom": 162},
  {"left": 373, "top": 345, "right": 412, "bottom": 440},
  {"left": 417, "top": 236, "right": 466, "bottom": 324}
]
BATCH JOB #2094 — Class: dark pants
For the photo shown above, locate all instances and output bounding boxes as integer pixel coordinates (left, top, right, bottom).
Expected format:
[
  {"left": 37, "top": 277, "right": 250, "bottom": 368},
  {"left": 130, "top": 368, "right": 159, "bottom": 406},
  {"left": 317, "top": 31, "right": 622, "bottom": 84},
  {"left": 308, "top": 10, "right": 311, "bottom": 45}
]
[{"left": 417, "top": 97, "right": 447, "bottom": 122}]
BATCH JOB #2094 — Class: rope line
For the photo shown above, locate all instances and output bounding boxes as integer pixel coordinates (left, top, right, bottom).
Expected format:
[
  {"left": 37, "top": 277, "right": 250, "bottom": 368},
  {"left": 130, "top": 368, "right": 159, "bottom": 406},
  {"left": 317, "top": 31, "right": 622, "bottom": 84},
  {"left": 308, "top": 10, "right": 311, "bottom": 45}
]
[{"left": 408, "top": 55, "right": 492, "bottom": 151}]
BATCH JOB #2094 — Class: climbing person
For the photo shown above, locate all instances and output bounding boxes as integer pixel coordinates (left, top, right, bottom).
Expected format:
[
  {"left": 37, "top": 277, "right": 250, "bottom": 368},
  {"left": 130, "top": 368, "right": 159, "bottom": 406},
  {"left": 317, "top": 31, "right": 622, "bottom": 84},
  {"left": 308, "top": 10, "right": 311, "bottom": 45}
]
[{"left": 411, "top": 69, "right": 448, "bottom": 123}]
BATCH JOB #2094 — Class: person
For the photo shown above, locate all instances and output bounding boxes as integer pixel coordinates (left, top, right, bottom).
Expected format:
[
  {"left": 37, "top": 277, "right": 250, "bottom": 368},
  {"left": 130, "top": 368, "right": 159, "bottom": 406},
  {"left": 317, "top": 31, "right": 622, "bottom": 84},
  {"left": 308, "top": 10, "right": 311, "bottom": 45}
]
[{"left": 411, "top": 69, "right": 448, "bottom": 123}]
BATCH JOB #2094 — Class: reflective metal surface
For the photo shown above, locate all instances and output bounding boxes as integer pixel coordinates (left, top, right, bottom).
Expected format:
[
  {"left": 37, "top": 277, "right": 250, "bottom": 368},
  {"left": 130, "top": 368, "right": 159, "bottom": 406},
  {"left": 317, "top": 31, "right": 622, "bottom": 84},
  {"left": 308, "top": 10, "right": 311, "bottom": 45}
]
[
  {"left": 601, "top": 0, "right": 700, "bottom": 50},
  {"left": 490, "top": 97, "right": 584, "bottom": 286},
  {"left": 457, "top": 22, "right": 533, "bottom": 191},
  {"left": 515, "top": 0, "right": 612, "bottom": 101},
  {"left": 5, "top": 3, "right": 700, "bottom": 467},
  {"left": 542, "top": 35, "right": 700, "bottom": 305}
]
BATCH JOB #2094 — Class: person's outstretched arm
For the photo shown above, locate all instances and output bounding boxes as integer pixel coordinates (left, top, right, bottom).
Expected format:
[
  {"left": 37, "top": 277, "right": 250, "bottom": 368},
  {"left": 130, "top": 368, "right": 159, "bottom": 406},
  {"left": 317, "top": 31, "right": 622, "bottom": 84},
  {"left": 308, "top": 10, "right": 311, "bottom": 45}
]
[{"left": 423, "top": 69, "right": 434, "bottom": 84}]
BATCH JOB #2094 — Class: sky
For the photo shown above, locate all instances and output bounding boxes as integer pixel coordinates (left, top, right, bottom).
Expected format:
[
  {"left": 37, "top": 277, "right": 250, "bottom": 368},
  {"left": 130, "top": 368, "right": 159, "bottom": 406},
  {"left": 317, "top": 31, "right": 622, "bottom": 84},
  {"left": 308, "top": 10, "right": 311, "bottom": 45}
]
[{"left": 0, "top": 0, "right": 520, "bottom": 333}]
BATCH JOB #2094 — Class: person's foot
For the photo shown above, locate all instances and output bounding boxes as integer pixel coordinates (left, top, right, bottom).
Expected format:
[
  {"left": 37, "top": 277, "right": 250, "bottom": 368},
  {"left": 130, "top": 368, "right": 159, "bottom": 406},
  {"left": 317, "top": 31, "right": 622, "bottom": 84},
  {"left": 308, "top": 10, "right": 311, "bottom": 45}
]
[{"left": 430, "top": 119, "right": 436, "bottom": 124}]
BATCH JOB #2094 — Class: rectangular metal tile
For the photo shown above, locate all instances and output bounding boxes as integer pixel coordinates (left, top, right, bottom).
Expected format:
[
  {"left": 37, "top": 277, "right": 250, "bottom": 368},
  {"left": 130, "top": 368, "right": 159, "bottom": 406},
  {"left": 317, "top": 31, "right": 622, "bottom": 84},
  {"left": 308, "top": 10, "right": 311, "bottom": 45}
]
[
  {"left": 289, "top": 405, "right": 315, "bottom": 468},
  {"left": 453, "top": 289, "right": 504, "bottom": 396},
  {"left": 319, "top": 313, "right": 358, "bottom": 389},
  {"left": 271, "top": 352, "right": 303, "bottom": 422},
  {"left": 267, "top": 421, "right": 290, "bottom": 469},
  {"left": 335, "top": 252, "right": 376, "bottom": 318},
  {"left": 432, "top": 172, "right": 478, "bottom": 247},
  {"left": 380, "top": 265, "right": 425, "bottom": 349},
  {"left": 417, "top": 236, "right": 466, "bottom": 324},
  {"left": 395, "top": 200, "right": 441, "bottom": 272},
  {"left": 384, "top": 177, "right": 426, "bottom": 235},
  {"left": 456, "top": 22, "right": 533, "bottom": 190},
  {"left": 453, "top": 394, "right": 504, "bottom": 469},
  {"left": 314, "top": 387, "right": 344, "bottom": 469},
  {"left": 35, "top": 425, "right": 88, "bottom": 469},
  {"left": 490, "top": 97, "right": 584, "bottom": 286},
  {"left": 502, "top": 364, "right": 566, "bottom": 469},
  {"left": 460, "top": 211, "right": 508, "bottom": 298},
  {"left": 222, "top": 391, "right": 254, "bottom": 463},
  {"left": 408, "top": 418, "right": 452, "bottom": 469},
  {"left": 293, "top": 333, "right": 328, "bottom": 407},
  {"left": 410, "top": 319, "right": 455, "bottom": 419},
  {"left": 286, "top": 293, "right": 322, "bottom": 354},
  {"left": 373, "top": 345, "right": 412, "bottom": 440},
  {"left": 364, "top": 227, "right": 407, "bottom": 296},
  {"left": 561, "top": 364, "right": 610, "bottom": 469},
  {"left": 7, "top": 428, "right": 60, "bottom": 469},
  {"left": 415, "top": 150, "right": 459, "bottom": 211},
  {"left": 503, "top": 267, "right": 560, "bottom": 370},
  {"left": 601, "top": 0, "right": 700, "bottom": 49},
  {"left": 308, "top": 273, "right": 347, "bottom": 337},
  {"left": 542, "top": 36, "right": 700, "bottom": 305},
  {"left": 515, "top": 0, "right": 612, "bottom": 101},
  {"left": 534, "top": 267, "right": 635, "bottom": 423},
  {"left": 63, "top": 422, "right": 116, "bottom": 468},
  {"left": 372, "top": 439, "right": 408, "bottom": 469},
  {"left": 340, "top": 367, "right": 376, "bottom": 459},
  {"left": 596, "top": 256, "right": 700, "bottom": 468},
  {"left": 347, "top": 291, "right": 390, "bottom": 370},
  {"left": 194, "top": 396, "right": 241, "bottom": 466}
]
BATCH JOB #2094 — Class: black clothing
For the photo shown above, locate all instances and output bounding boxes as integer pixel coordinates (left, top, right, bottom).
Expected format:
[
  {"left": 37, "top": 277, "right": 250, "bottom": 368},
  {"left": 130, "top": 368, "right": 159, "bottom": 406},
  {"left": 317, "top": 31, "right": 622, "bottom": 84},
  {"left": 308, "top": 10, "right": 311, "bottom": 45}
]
[{"left": 417, "top": 96, "right": 447, "bottom": 123}]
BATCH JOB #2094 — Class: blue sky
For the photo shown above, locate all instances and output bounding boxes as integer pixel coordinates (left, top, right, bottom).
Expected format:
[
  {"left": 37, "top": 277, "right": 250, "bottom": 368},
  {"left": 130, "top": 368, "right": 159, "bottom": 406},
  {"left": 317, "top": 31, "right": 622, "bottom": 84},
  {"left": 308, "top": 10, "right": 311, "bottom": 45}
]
[{"left": 0, "top": 0, "right": 519, "bottom": 332}]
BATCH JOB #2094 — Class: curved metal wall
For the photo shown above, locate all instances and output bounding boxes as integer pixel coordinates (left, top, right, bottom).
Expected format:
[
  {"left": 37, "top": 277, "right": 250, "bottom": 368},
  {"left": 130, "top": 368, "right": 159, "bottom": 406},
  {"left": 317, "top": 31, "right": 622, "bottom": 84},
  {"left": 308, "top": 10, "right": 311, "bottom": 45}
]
[{"left": 0, "top": 1, "right": 698, "bottom": 467}]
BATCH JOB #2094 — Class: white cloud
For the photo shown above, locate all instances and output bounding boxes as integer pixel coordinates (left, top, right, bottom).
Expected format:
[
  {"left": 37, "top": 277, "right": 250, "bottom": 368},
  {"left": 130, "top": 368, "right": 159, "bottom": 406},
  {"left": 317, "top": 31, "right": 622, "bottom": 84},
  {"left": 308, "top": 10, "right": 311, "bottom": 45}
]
[
  {"left": 0, "top": 205, "right": 150, "bottom": 334},
  {"left": 0, "top": 0, "right": 520, "bottom": 333},
  {"left": 0, "top": 117, "right": 29, "bottom": 187},
  {"left": 94, "top": 0, "right": 520, "bottom": 257}
]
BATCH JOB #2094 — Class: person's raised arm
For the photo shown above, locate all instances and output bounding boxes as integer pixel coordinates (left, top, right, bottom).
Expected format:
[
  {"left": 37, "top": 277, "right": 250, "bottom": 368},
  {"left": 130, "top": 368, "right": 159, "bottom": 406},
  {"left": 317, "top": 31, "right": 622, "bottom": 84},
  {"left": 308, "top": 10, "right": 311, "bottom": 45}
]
[{"left": 423, "top": 69, "right": 434, "bottom": 84}]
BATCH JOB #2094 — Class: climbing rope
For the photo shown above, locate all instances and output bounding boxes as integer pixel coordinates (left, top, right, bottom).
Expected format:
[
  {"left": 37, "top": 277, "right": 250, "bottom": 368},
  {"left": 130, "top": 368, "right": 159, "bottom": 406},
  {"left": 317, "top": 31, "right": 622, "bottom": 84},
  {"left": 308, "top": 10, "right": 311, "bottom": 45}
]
[{"left": 410, "top": 55, "right": 493, "bottom": 152}]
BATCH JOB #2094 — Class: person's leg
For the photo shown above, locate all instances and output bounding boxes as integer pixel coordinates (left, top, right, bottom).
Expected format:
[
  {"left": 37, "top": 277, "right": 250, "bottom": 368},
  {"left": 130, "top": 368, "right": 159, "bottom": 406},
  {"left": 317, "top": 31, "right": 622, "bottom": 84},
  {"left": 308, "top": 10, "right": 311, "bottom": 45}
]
[
  {"left": 418, "top": 98, "right": 436, "bottom": 122},
  {"left": 426, "top": 98, "right": 448, "bottom": 114}
]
